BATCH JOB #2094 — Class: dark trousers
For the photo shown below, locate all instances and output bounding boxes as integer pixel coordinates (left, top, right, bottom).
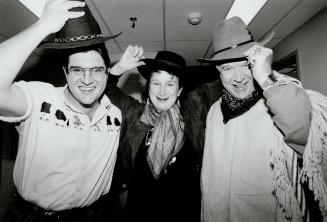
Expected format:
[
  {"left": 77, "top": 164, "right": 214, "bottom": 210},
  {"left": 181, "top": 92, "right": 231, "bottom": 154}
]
[{"left": 3, "top": 192, "right": 114, "bottom": 222}]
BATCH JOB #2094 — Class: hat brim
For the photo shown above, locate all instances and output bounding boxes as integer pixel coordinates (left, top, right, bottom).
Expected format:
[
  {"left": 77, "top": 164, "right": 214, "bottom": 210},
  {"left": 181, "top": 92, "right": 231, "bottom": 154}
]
[
  {"left": 38, "top": 32, "right": 122, "bottom": 49},
  {"left": 197, "top": 30, "right": 275, "bottom": 64},
  {"left": 137, "top": 58, "right": 184, "bottom": 79},
  {"left": 197, "top": 41, "right": 260, "bottom": 64}
]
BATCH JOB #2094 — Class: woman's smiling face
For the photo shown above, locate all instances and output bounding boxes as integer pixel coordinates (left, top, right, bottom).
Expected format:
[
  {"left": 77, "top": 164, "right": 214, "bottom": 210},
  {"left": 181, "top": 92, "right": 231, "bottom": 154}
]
[{"left": 148, "top": 70, "right": 182, "bottom": 111}]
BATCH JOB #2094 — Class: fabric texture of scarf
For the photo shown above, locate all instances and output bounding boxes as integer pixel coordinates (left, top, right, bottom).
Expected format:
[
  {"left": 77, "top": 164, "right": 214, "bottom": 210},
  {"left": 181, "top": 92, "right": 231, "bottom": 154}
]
[
  {"left": 140, "top": 102, "right": 185, "bottom": 179},
  {"left": 221, "top": 88, "right": 262, "bottom": 123}
]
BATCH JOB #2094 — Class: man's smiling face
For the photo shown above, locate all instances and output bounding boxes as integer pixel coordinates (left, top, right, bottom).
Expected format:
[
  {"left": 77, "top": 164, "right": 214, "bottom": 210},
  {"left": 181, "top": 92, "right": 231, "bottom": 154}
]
[
  {"left": 65, "top": 50, "right": 108, "bottom": 108},
  {"left": 217, "top": 60, "right": 254, "bottom": 99}
]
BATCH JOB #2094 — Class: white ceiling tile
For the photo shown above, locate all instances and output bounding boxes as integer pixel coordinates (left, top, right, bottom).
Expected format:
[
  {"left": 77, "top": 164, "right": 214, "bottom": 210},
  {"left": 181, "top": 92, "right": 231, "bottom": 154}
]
[
  {"left": 165, "top": 0, "right": 233, "bottom": 41},
  {"left": 270, "top": 0, "right": 327, "bottom": 41},
  {"left": 17, "top": 0, "right": 47, "bottom": 18},
  {"left": 0, "top": 33, "right": 7, "bottom": 43},
  {"left": 107, "top": 41, "right": 164, "bottom": 64},
  {"left": 166, "top": 40, "right": 212, "bottom": 65},
  {"left": 249, "top": 0, "right": 301, "bottom": 39},
  {"left": 106, "top": 41, "right": 123, "bottom": 54},
  {"left": 90, "top": 0, "right": 163, "bottom": 44},
  {"left": 118, "top": 41, "right": 164, "bottom": 52},
  {"left": 0, "top": 0, "right": 37, "bottom": 37},
  {"left": 266, "top": 38, "right": 283, "bottom": 49}
]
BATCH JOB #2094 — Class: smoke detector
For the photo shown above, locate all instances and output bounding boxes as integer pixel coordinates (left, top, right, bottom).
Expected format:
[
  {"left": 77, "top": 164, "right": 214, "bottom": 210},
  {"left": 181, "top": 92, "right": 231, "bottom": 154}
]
[{"left": 187, "top": 12, "right": 202, "bottom": 25}]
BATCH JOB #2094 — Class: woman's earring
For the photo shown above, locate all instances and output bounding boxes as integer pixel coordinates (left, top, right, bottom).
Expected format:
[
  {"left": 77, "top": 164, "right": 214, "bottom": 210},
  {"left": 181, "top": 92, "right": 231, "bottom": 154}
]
[
  {"left": 63, "top": 66, "right": 67, "bottom": 75},
  {"left": 177, "top": 97, "right": 181, "bottom": 107}
]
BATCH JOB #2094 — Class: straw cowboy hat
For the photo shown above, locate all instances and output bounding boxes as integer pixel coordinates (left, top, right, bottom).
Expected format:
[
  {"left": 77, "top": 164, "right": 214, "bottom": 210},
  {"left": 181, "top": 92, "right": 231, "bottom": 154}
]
[
  {"left": 38, "top": 0, "right": 121, "bottom": 49},
  {"left": 137, "top": 51, "right": 186, "bottom": 80},
  {"left": 197, "top": 16, "right": 274, "bottom": 64}
]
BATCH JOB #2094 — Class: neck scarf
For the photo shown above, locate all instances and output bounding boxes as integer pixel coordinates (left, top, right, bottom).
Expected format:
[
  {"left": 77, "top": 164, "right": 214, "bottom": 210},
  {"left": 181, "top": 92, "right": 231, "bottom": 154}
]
[
  {"left": 221, "top": 88, "right": 262, "bottom": 123},
  {"left": 140, "top": 102, "right": 185, "bottom": 179}
]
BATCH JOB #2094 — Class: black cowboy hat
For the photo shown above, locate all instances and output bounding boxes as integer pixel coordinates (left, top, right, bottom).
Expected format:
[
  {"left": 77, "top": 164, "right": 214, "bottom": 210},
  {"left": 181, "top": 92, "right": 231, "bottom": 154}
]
[
  {"left": 137, "top": 51, "right": 186, "bottom": 80},
  {"left": 197, "top": 16, "right": 274, "bottom": 65},
  {"left": 38, "top": 0, "right": 121, "bottom": 49}
]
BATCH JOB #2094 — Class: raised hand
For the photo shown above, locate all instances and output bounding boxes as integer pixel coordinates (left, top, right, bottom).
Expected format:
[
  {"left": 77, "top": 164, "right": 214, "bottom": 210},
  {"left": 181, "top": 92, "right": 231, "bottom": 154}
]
[
  {"left": 110, "top": 45, "right": 146, "bottom": 75},
  {"left": 37, "top": 0, "right": 86, "bottom": 34},
  {"left": 244, "top": 44, "right": 273, "bottom": 86}
]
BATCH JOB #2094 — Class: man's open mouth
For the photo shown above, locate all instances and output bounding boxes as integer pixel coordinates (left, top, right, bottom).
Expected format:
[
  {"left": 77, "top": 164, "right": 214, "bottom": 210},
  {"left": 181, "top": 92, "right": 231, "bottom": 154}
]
[{"left": 233, "top": 82, "right": 248, "bottom": 89}]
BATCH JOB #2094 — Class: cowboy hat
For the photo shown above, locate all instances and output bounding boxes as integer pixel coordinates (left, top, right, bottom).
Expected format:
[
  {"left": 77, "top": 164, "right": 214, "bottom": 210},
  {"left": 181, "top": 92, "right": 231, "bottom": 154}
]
[
  {"left": 197, "top": 16, "right": 274, "bottom": 64},
  {"left": 38, "top": 0, "right": 121, "bottom": 49},
  {"left": 137, "top": 51, "right": 186, "bottom": 80}
]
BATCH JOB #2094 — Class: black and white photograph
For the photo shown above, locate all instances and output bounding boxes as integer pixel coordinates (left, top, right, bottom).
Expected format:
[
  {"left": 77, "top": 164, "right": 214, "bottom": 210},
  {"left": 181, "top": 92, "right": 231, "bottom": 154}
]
[{"left": 0, "top": 0, "right": 327, "bottom": 221}]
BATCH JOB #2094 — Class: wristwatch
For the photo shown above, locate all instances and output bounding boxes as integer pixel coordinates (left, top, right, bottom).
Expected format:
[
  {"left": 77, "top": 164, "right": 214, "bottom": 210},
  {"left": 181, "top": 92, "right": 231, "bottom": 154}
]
[{"left": 261, "top": 73, "right": 278, "bottom": 90}]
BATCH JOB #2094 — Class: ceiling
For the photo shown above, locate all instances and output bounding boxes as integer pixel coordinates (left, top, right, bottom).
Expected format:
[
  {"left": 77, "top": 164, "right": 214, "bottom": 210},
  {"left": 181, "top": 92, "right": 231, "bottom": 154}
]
[{"left": 0, "top": 0, "right": 327, "bottom": 66}]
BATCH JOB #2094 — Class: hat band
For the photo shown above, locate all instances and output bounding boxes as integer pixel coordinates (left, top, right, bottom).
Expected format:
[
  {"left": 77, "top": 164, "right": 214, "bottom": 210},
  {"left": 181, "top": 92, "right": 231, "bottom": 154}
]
[
  {"left": 212, "top": 39, "right": 254, "bottom": 57},
  {"left": 54, "top": 34, "right": 103, "bottom": 43}
]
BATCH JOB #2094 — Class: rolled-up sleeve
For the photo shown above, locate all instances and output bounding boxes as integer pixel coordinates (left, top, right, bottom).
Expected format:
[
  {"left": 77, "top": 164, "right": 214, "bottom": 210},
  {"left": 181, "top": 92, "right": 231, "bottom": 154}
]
[{"left": 0, "top": 81, "right": 33, "bottom": 123}]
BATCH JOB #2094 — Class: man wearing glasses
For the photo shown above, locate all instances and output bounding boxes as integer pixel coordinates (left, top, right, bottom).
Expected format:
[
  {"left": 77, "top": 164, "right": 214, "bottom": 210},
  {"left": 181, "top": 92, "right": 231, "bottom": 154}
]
[{"left": 0, "top": 0, "right": 142, "bottom": 221}]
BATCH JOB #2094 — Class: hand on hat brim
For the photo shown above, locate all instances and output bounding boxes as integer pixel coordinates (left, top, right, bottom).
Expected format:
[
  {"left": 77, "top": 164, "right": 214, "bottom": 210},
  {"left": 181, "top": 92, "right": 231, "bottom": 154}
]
[
  {"left": 196, "top": 31, "right": 274, "bottom": 65},
  {"left": 196, "top": 41, "right": 259, "bottom": 64}
]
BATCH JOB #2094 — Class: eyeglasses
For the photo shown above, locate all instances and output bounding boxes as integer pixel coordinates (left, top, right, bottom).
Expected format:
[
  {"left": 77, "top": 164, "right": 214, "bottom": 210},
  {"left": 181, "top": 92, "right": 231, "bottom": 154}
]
[{"left": 66, "top": 66, "right": 107, "bottom": 80}]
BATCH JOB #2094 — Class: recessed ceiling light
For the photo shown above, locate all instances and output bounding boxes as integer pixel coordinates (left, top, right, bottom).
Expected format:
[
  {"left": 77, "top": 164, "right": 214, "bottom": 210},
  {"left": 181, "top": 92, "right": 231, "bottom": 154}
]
[{"left": 187, "top": 12, "right": 202, "bottom": 25}]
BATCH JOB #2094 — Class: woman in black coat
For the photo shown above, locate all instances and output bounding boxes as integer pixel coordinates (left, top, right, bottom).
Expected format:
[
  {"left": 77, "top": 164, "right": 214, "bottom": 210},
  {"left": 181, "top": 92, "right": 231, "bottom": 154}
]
[{"left": 106, "top": 47, "right": 221, "bottom": 222}]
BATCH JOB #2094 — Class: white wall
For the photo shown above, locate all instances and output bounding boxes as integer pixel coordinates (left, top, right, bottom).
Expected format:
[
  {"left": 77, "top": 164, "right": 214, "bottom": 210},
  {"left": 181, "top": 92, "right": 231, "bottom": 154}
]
[{"left": 273, "top": 8, "right": 327, "bottom": 95}]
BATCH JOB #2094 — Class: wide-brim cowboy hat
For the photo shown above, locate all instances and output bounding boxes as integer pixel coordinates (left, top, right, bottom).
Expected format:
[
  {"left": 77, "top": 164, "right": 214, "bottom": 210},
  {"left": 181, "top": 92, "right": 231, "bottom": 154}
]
[
  {"left": 138, "top": 51, "right": 186, "bottom": 80},
  {"left": 38, "top": 0, "right": 122, "bottom": 49},
  {"left": 197, "top": 16, "right": 274, "bottom": 64}
]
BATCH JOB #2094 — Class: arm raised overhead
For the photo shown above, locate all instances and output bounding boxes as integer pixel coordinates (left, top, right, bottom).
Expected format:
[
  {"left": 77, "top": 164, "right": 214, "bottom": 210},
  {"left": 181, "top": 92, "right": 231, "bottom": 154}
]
[{"left": 0, "top": 0, "right": 85, "bottom": 118}]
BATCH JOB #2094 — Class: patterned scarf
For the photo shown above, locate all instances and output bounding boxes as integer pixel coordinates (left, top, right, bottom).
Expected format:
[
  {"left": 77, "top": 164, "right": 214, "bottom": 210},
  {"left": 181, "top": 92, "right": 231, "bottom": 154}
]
[
  {"left": 221, "top": 88, "right": 262, "bottom": 123},
  {"left": 140, "top": 102, "right": 185, "bottom": 179}
]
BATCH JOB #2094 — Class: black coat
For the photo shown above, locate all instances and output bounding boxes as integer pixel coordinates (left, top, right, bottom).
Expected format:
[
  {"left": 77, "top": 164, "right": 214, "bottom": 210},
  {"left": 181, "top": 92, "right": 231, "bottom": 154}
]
[{"left": 105, "top": 76, "right": 221, "bottom": 221}]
